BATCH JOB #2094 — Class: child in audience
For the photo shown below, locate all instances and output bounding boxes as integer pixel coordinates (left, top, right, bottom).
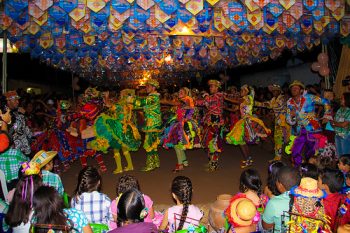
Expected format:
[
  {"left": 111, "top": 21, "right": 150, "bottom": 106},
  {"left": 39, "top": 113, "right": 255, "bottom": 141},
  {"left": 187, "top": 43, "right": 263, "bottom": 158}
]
[
  {"left": 262, "top": 166, "right": 301, "bottom": 232},
  {"left": 319, "top": 168, "right": 350, "bottom": 232},
  {"left": 71, "top": 166, "right": 111, "bottom": 225},
  {"left": 37, "top": 150, "right": 64, "bottom": 196},
  {"left": 32, "top": 186, "right": 92, "bottom": 233},
  {"left": 109, "top": 188, "right": 157, "bottom": 233},
  {"left": 110, "top": 175, "right": 161, "bottom": 229},
  {"left": 159, "top": 176, "right": 203, "bottom": 232},
  {"left": 5, "top": 173, "right": 42, "bottom": 233},
  {"left": 339, "top": 154, "right": 350, "bottom": 174},
  {"left": 264, "top": 161, "right": 286, "bottom": 198},
  {"left": 299, "top": 163, "right": 319, "bottom": 180}
]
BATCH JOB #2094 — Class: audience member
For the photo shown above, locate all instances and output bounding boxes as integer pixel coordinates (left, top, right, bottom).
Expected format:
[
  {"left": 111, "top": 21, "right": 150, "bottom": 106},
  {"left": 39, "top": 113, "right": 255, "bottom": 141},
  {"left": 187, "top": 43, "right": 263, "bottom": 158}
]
[
  {"left": 71, "top": 166, "right": 111, "bottom": 225},
  {"left": 109, "top": 188, "right": 157, "bottom": 233},
  {"left": 159, "top": 176, "right": 203, "bottom": 232},
  {"left": 32, "top": 186, "right": 92, "bottom": 233},
  {"left": 264, "top": 161, "right": 286, "bottom": 198},
  {"left": 333, "top": 93, "right": 350, "bottom": 157},
  {"left": 262, "top": 166, "right": 301, "bottom": 232}
]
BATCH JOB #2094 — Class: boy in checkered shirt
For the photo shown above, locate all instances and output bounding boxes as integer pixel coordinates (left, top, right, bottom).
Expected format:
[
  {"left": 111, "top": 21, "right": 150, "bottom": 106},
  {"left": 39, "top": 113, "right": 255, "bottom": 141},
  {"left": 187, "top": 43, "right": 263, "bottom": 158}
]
[{"left": 41, "top": 156, "right": 64, "bottom": 196}]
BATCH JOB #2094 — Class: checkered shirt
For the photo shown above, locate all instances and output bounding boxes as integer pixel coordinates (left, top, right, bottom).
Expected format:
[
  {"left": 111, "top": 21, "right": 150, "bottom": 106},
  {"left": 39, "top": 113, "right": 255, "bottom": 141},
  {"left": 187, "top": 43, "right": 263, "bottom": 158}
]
[
  {"left": 71, "top": 191, "right": 111, "bottom": 225},
  {"left": 0, "top": 149, "right": 28, "bottom": 182},
  {"left": 41, "top": 170, "right": 64, "bottom": 196}
]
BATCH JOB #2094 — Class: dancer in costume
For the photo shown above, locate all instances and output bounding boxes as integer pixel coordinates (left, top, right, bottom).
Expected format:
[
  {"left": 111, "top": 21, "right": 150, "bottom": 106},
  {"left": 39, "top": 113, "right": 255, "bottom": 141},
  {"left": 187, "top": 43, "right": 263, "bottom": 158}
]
[
  {"left": 286, "top": 80, "right": 332, "bottom": 167},
  {"left": 89, "top": 89, "right": 141, "bottom": 174},
  {"left": 255, "top": 84, "right": 291, "bottom": 161},
  {"left": 196, "top": 80, "right": 225, "bottom": 171},
  {"left": 135, "top": 79, "right": 162, "bottom": 172},
  {"left": 226, "top": 85, "right": 271, "bottom": 168},
  {"left": 161, "top": 87, "right": 201, "bottom": 172}
]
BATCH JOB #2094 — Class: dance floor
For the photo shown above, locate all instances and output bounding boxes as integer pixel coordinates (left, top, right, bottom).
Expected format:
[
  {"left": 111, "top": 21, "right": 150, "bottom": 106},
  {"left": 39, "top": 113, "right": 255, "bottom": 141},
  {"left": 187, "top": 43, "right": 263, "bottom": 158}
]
[{"left": 61, "top": 141, "right": 280, "bottom": 205}]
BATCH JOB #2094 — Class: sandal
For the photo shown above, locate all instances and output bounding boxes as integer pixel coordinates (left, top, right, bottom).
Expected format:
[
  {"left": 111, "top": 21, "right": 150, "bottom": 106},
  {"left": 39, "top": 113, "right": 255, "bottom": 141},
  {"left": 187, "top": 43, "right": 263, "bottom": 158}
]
[
  {"left": 182, "top": 160, "right": 189, "bottom": 167},
  {"left": 173, "top": 164, "right": 184, "bottom": 173},
  {"left": 241, "top": 160, "right": 252, "bottom": 169}
]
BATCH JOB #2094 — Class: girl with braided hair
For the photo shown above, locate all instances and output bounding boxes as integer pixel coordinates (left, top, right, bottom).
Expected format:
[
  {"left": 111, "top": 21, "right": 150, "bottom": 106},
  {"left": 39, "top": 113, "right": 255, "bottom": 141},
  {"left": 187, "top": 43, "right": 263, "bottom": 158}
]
[
  {"left": 71, "top": 166, "right": 112, "bottom": 225},
  {"left": 159, "top": 176, "right": 203, "bottom": 232}
]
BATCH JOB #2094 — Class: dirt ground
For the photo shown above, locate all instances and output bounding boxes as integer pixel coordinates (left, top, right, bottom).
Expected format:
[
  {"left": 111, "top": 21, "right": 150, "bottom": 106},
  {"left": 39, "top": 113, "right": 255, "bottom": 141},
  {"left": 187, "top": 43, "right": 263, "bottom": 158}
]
[{"left": 61, "top": 142, "right": 280, "bottom": 206}]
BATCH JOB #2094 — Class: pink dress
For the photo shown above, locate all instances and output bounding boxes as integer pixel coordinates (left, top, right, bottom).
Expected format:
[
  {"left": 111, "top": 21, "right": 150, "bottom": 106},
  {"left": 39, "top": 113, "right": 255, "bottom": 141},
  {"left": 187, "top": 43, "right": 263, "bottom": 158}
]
[
  {"left": 109, "top": 194, "right": 162, "bottom": 229},
  {"left": 167, "top": 204, "right": 203, "bottom": 233}
]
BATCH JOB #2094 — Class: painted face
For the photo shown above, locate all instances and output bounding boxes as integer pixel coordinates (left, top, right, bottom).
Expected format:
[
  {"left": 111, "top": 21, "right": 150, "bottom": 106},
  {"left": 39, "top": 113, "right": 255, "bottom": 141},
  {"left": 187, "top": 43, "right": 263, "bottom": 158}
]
[
  {"left": 290, "top": 85, "right": 302, "bottom": 97},
  {"left": 209, "top": 85, "right": 218, "bottom": 94}
]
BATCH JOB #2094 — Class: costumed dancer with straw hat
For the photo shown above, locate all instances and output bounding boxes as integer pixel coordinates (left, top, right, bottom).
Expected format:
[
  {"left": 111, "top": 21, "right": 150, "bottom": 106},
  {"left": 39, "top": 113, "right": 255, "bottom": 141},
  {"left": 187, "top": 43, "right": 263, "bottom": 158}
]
[
  {"left": 196, "top": 80, "right": 225, "bottom": 171},
  {"left": 161, "top": 87, "right": 201, "bottom": 172},
  {"left": 89, "top": 89, "right": 141, "bottom": 174},
  {"left": 286, "top": 80, "right": 332, "bottom": 167},
  {"left": 255, "top": 84, "right": 291, "bottom": 162},
  {"left": 135, "top": 79, "right": 163, "bottom": 172},
  {"left": 226, "top": 85, "right": 271, "bottom": 168}
]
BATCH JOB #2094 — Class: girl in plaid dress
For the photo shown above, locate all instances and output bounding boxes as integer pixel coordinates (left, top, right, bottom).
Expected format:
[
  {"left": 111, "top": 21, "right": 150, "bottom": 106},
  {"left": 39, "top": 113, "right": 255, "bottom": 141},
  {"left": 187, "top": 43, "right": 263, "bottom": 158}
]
[{"left": 226, "top": 85, "right": 271, "bottom": 168}]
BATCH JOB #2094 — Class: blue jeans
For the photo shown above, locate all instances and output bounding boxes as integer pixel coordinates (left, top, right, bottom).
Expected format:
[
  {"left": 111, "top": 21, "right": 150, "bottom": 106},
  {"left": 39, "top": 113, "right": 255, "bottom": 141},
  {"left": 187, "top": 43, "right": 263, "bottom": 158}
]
[{"left": 335, "top": 134, "right": 350, "bottom": 156}]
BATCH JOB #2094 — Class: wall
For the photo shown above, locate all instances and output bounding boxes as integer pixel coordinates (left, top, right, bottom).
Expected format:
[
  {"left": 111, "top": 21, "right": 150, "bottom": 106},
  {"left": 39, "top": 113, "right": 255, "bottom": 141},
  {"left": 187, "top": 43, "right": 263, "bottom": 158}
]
[{"left": 239, "top": 63, "right": 321, "bottom": 87}]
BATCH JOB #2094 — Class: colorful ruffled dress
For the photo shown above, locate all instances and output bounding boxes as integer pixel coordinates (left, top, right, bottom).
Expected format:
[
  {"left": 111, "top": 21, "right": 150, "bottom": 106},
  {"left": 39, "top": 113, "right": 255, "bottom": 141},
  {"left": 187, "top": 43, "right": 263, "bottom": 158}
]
[
  {"left": 89, "top": 101, "right": 141, "bottom": 153},
  {"left": 226, "top": 91, "right": 271, "bottom": 145},
  {"left": 162, "top": 96, "right": 201, "bottom": 150}
]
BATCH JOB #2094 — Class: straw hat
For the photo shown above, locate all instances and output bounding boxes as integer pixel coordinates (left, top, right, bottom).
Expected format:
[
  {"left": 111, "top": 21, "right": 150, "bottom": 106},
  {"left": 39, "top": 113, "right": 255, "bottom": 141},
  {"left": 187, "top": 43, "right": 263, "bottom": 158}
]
[
  {"left": 0, "top": 131, "right": 10, "bottom": 153},
  {"left": 291, "top": 177, "right": 326, "bottom": 198},
  {"left": 225, "top": 194, "right": 257, "bottom": 227},
  {"left": 268, "top": 84, "right": 282, "bottom": 92},
  {"left": 31, "top": 150, "right": 58, "bottom": 169},
  {"left": 208, "top": 80, "right": 221, "bottom": 88},
  {"left": 289, "top": 80, "right": 305, "bottom": 89},
  {"left": 145, "top": 79, "right": 159, "bottom": 88},
  {"left": 4, "top": 91, "right": 20, "bottom": 100}
]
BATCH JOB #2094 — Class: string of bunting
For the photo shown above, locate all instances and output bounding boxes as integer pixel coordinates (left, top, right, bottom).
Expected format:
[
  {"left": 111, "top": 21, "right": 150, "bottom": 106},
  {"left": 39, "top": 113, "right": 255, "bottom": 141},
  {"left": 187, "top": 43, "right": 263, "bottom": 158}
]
[{"left": 1, "top": 0, "right": 350, "bottom": 81}]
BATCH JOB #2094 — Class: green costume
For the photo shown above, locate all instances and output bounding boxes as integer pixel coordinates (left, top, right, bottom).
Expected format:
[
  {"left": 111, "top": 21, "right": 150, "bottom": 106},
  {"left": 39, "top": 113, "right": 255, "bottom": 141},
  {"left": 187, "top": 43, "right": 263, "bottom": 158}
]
[
  {"left": 136, "top": 92, "right": 163, "bottom": 171},
  {"left": 90, "top": 91, "right": 141, "bottom": 174}
]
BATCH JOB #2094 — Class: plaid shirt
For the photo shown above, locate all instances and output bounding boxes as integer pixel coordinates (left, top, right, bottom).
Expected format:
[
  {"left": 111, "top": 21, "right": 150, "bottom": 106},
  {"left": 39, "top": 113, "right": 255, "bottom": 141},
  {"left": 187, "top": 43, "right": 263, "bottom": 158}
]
[
  {"left": 71, "top": 191, "right": 111, "bottom": 225},
  {"left": 0, "top": 149, "right": 28, "bottom": 182},
  {"left": 41, "top": 170, "right": 64, "bottom": 196}
]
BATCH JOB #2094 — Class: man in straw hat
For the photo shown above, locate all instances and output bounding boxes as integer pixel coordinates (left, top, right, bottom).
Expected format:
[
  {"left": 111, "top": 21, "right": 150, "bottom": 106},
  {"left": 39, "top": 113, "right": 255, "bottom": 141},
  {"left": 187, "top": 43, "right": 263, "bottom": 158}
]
[
  {"left": 196, "top": 79, "right": 225, "bottom": 171},
  {"left": 286, "top": 80, "right": 332, "bottom": 167},
  {"left": 135, "top": 79, "right": 162, "bottom": 172},
  {"left": 255, "top": 84, "right": 291, "bottom": 161},
  {"left": 4, "top": 90, "right": 32, "bottom": 155}
]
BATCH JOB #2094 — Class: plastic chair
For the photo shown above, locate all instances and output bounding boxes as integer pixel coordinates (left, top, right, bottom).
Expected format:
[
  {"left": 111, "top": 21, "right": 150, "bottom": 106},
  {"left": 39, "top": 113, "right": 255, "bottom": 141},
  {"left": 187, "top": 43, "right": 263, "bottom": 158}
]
[
  {"left": 0, "top": 169, "right": 9, "bottom": 203},
  {"left": 63, "top": 192, "right": 70, "bottom": 208},
  {"left": 89, "top": 223, "right": 109, "bottom": 233}
]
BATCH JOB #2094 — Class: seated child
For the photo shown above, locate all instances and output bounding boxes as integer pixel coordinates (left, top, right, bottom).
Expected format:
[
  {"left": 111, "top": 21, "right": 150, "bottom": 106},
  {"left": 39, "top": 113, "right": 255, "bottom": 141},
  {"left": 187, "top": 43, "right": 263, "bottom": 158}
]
[{"left": 159, "top": 176, "right": 203, "bottom": 233}]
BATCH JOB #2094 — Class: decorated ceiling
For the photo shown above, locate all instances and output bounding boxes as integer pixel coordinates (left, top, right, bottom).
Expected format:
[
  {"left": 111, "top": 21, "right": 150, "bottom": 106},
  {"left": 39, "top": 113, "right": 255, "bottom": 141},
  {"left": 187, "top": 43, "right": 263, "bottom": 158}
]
[{"left": 1, "top": 0, "right": 350, "bottom": 82}]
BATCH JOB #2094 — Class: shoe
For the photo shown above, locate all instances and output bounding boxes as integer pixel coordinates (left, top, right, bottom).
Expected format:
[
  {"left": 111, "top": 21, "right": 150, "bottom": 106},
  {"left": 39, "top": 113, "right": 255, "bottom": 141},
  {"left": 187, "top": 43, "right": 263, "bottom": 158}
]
[
  {"left": 99, "top": 165, "right": 107, "bottom": 173},
  {"left": 206, "top": 160, "right": 218, "bottom": 172},
  {"left": 113, "top": 168, "right": 123, "bottom": 174},
  {"left": 173, "top": 164, "right": 184, "bottom": 173},
  {"left": 123, "top": 166, "right": 134, "bottom": 172},
  {"left": 182, "top": 160, "right": 189, "bottom": 167},
  {"left": 269, "top": 156, "right": 281, "bottom": 163},
  {"left": 241, "top": 160, "right": 252, "bottom": 169}
]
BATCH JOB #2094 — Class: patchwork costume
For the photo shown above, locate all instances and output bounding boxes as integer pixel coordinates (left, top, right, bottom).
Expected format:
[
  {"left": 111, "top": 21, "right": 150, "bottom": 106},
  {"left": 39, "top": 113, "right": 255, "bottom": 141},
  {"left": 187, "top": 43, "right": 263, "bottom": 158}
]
[
  {"left": 226, "top": 86, "right": 271, "bottom": 146},
  {"left": 90, "top": 89, "right": 141, "bottom": 174},
  {"left": 135, "top": 80, "right": 163, "bottom": 172},
  {"left": 286, "top": 82, "right": 332, "bottom": 167},
  {"left": 196, "top": 80, "right": 225, "bottom": 171},
  {"left": 255, "top": 85, "right": 291, "bottom": 160},
  {"left": 162, "top": 91, "right": 201, "bottom": 171}
]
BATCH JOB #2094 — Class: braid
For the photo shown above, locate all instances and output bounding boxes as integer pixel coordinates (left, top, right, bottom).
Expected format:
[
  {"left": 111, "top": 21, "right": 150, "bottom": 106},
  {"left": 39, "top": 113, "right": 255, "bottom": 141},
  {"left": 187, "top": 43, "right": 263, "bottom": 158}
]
[
  {"left": 171, "top": 176, "right": 192, "bottom": 231},
  {"left": 74, "top": 166, "right": 101, "bottom": 202}
]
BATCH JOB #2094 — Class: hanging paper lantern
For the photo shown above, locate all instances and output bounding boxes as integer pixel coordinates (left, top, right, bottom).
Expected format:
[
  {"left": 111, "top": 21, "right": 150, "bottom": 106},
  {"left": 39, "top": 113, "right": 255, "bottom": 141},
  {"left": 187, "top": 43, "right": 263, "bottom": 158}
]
[
  {"left": 319, "top": 66, "right": 330, "bottom": 76},
  {"left": 317, "top": 52, "right": 328, "bottom": 65}
]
